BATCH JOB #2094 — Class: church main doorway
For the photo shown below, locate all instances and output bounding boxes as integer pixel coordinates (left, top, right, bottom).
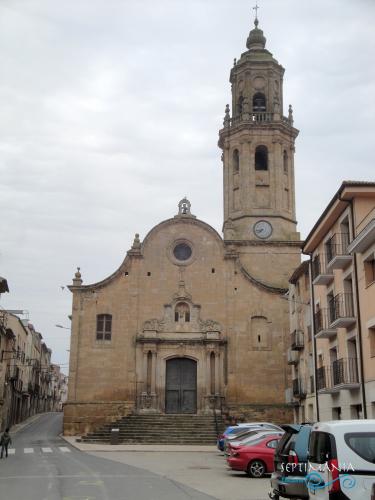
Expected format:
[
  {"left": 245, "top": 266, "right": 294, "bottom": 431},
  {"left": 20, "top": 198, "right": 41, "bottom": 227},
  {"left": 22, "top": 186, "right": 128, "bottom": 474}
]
[{"left": 165, "top": 358, "right": 197, "bottom": 414}]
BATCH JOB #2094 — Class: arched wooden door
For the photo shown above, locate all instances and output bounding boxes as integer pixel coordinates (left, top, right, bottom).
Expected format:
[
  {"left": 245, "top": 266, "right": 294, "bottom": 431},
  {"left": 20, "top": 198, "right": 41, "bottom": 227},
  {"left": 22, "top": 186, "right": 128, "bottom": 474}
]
[{"left": 165, "top": 358, "right": 197, "bottom": 414}]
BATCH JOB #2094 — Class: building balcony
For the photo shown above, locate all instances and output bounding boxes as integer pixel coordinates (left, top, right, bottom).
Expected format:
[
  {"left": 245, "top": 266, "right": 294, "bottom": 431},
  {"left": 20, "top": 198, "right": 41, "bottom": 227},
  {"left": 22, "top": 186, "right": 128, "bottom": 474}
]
[
  {"left": 230, "top": 111, "right": 285, "bottom": 126},
  {"left": 326, "top": 233, "right": 352, "bottom": 270},
  {"left": 287, "top": 348, "right": 299, "bottom": 365},
  {"left": 312, "top": 254, "right": 334, "bottom": 285},
  {"left": 329, "top": 292, "right": 356, "bottom": 329},
  {"left": 291, "top": 330, "right": 304, "bottom": 350},
  {"left": 317, "top": 358, "right": 360, "bottom": 393},
  {"left": 314, "top": 309, "right": 337, "bottom": 339},
  {"left": 285, "top": 387, "right": 298, "bottom": 406},
  {"left": 292, "top": 378, "right": 306, "bottom": 399},
  {"left": 347, "top": 218, "right": 375, "bottom": 254}
]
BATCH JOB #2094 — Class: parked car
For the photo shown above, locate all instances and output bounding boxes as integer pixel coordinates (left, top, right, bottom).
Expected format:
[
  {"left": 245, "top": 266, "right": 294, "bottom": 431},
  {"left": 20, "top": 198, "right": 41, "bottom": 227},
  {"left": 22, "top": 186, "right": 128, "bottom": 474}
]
[
  {"left": 225, "top": 430, "right": 284, "bottom": 456},
  {"left": 227, "top": 434, "right": 282, "bottom": 478},
  {"left": 217, "top": 422, "right": 282, "bottom": 451},
  {"left": 269, "top": 423, "right": 312, "bottom": 500},
  {"left": 308, "top": 420, "right": 375, "bottom": 500}
]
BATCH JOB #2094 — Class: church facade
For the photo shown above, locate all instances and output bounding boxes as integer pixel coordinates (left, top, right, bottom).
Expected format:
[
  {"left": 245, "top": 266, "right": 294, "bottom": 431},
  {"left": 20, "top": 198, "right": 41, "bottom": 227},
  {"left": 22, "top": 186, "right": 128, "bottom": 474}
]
[{"left": 64, "top": 19, "right": 301, "bottom": 435}]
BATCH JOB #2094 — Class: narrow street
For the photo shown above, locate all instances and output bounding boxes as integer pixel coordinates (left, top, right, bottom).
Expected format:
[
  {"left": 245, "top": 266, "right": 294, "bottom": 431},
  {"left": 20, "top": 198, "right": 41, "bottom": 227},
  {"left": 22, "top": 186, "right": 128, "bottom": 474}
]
[{"left": 0, "top": 413, "right": 216, "bottom": 500}]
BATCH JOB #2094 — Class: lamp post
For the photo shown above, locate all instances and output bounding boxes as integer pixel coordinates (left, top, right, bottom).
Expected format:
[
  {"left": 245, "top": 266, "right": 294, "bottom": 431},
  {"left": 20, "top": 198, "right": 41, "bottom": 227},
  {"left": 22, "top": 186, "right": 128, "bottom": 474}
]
[{"left": 55, "top": 325, "right": 70, "bottom": 330}]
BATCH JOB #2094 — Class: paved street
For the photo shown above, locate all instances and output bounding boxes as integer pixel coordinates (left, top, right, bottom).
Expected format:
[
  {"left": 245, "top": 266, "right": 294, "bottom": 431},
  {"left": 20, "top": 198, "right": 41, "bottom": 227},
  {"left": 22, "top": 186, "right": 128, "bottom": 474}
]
[{"left": 0, "top": 413, "right": 216, "bottom": 500}]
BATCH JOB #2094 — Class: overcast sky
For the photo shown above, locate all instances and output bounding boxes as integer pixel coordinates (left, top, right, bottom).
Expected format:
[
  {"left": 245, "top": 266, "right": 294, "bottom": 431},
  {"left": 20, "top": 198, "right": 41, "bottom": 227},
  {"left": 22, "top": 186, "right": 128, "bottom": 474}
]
[{"left": 1, "top": 0, "right": 374, "bottom": 370}]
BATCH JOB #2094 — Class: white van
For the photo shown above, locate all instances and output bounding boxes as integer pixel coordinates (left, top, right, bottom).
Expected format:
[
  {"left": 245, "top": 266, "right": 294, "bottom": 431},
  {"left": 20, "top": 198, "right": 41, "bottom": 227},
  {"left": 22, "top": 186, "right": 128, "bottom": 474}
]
[{"left": 308, "top": 420, "right": 375, "bottom": 500}]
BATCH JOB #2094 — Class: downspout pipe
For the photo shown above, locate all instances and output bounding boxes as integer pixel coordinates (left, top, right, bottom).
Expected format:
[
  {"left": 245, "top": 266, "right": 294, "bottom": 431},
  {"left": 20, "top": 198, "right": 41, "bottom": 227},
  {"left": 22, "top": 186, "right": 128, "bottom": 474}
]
[
  {"left": 308, "top": 254, "right": 320, "bottom": 421},
  {"left": 342, "top": 196, "right": 367, "bottom": 418}
]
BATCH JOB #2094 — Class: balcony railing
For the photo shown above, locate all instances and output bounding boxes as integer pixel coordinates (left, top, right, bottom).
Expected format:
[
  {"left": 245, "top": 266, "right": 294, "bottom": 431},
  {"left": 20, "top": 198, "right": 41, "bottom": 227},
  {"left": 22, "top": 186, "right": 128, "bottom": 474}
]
[
  {"left": 314, "top": 309, "right": 337, "bottom": 339},
  {"left": 326, "top": 233, "right": 351, "bottom": 263},
  {"left": 291, "top": 330, "right": 304, "bottom": 350},
  {"left": 292, "top": 378, "right": 306, "bottom": 399},
  {"left": 312, "top": 254, "right": 334, "bottom": 285},
  {"left": 329, "top": 292, "right": 356, "bottom": 328},
  {"left": 317, "top": 358, "right": 359, "bottom": 393},
  {"left": 230, "top": 112, "right": 277, "bottom": 126},
  {"left": 287, "top": 348, "right": 299, "bottom": 365}
]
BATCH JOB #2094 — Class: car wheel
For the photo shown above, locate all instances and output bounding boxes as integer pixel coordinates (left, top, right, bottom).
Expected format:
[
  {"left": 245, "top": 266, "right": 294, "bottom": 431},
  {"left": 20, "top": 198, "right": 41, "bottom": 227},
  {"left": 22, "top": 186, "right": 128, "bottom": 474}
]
[{"left": 247, "top": 459, "right": 266, "bottom": 478}]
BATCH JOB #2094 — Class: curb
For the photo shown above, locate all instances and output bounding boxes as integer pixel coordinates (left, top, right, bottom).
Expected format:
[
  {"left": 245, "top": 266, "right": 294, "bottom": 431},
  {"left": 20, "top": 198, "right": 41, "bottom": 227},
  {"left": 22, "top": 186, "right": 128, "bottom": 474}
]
[{"left": 61, "top": 435, "right": 218, "bottom": 453}]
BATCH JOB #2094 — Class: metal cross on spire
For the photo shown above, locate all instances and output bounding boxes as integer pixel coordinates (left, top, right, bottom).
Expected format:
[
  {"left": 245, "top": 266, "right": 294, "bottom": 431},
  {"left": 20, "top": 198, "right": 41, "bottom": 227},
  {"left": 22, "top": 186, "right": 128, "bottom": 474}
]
[{"left": 253, "top": 2, "right": 260, "bottom": 26}]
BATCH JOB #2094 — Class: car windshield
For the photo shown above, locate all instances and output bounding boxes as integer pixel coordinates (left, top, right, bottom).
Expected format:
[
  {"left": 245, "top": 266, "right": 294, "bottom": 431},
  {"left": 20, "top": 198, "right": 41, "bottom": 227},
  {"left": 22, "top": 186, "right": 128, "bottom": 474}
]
[{"left": 344, "top": 433, "right": 375, "bottom": 464}]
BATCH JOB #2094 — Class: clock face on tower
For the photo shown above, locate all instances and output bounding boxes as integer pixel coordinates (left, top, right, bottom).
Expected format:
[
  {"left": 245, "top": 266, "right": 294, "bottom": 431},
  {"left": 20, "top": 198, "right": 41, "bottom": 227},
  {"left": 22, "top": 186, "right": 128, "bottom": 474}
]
[{"left": 253, "top": 220, "right": 273, "bottom": 239}]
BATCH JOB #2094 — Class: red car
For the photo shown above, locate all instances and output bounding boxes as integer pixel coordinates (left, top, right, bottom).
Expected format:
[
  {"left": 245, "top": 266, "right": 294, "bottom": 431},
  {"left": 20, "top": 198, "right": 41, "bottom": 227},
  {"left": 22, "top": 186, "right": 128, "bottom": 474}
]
[{"left": 226, "top": 434, "right": 281, "bottom": 478}]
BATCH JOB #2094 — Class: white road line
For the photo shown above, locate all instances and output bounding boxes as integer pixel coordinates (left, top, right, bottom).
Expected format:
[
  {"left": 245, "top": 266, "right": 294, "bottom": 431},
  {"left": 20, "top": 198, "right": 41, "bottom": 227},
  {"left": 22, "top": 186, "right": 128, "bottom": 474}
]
[
  {"left": 24, "top": 448, "right": 34, "bottom": 454},
  {"left": 59, "top": 447, "right": 71, "bottom": 453},
  {"left": 8, "top": 449, "right": 15, "bottom": 455},
  {"left": 41, "top": 447, "right": 52, "bottom": 453}
]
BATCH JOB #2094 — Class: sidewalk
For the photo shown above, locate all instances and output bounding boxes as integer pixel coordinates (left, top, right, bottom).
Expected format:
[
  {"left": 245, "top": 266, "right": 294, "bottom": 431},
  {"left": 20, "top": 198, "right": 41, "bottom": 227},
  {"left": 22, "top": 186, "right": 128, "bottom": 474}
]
[{"left": 62, "top": 435, "right": 217, "bottom": 453}]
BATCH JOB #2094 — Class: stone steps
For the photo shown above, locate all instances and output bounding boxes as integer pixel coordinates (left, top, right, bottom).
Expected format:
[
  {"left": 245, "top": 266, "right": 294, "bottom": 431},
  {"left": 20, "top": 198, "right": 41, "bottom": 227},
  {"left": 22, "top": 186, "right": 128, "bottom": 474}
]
[{"left": 81, "top": 413, "right": 224, "bottom": 444}]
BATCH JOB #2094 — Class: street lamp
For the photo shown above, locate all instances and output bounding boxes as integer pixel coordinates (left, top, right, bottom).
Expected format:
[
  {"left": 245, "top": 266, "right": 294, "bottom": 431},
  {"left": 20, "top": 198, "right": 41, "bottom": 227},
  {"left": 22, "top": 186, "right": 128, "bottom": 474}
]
[{"left": 55, "top": 324, "right": 70, "bottom": 330}]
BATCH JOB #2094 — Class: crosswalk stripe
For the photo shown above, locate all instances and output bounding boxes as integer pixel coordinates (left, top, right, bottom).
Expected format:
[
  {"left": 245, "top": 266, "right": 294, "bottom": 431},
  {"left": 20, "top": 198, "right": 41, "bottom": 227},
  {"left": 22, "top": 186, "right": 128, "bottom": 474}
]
[
  {"left": 24, "top": 448, "right": 34, "bottom": 454},
  {"left": 59, "top": 447, "right": 71, "bottom": 453},
  {"left": 8, "top": 449, "right": 15, "bottom": 455},
  {"left": 41, "top": 447, "right": 52, "bottom": 453}
]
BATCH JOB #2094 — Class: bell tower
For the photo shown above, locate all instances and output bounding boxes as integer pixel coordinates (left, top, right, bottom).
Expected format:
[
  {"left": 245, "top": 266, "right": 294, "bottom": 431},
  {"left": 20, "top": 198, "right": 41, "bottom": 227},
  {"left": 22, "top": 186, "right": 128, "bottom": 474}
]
[{"left": 219, "top": 15, "right": 299, "bottom": 243}]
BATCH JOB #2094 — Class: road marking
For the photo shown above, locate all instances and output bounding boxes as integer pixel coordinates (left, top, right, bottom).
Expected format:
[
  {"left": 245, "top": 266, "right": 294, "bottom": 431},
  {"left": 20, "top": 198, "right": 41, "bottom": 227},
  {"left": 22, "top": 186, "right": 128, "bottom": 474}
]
[
  {"left": 78, "top": 480, "right": 104, "bottom": 486},
  {"left": 24, "top": 448, "right": 34, "bottom": 454},
  {"left": 42, "top": 447, "right": 52, "bottom": 453},
  {"left": 8, "top": 449, "right": 15, "bottom": 455},
  {"left": 59, "top": 447, "right": 71, "bottom": 453}
]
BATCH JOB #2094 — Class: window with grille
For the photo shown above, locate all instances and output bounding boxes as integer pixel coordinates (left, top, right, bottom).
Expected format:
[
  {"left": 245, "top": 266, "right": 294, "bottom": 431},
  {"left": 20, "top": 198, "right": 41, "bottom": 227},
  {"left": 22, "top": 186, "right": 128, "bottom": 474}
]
[{"left": 96, "top": 314, "right": 112, "bottom": 341}]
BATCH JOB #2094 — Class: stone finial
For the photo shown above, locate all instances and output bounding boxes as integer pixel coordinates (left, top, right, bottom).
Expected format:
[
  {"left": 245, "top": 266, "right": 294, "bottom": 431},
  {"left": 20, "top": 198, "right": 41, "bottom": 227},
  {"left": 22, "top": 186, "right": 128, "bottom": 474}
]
[
  {"left": 233, "top": 58, "right": 237, "bottom": 66},
  {"left": 288, "top": 104, "right": 294, "bottom": 125},
  {"left": 132, "top": 233, "right": 141, "bottom": 250},
  {"left": 72, "top": 267, "right": 82, "bottom": 286},
  {"left": 223, "top": 104, "right": 231, "bottom": 128}
]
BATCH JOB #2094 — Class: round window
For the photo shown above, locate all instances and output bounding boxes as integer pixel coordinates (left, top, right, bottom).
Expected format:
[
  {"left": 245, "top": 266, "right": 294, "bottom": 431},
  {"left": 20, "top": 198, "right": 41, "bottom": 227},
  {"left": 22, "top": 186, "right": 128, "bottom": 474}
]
[{"left": 173, "top": 243, "right": 192, "bottom": 261}]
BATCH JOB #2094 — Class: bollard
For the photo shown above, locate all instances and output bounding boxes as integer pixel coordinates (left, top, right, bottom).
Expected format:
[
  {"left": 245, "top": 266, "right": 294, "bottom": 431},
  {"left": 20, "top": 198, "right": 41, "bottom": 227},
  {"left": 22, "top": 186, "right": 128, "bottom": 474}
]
[{"left": 110, "top": 428, "right": 120, "bottom": 445}]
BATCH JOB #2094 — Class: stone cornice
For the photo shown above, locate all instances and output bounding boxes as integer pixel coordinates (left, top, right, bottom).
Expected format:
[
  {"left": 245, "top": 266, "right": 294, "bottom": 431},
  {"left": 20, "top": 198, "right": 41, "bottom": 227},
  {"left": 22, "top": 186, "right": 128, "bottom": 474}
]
[{"left": 136, "top": 337, "right": 227, "bottom": 346}]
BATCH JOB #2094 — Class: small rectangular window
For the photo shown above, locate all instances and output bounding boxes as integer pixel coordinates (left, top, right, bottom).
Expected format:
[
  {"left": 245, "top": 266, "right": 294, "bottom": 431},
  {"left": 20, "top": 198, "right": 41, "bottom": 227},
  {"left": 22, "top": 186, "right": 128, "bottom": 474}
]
[
  {"left": 370, "top": 328, "right": 375, "bottom": 357},
  {"left": 96, "top": 314, "right": 112, "bottom": 341},
  {"left": 364, "top": 257, "right": 375, "bottom": 286}
]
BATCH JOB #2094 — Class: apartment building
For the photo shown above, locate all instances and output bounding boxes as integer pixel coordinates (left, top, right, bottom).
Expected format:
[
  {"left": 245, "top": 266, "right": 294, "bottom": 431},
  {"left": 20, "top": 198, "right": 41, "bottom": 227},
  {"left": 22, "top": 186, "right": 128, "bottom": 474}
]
[
  {"left": 287, "top": 261, "right": 315, "bottom": 422},
  {"left": 288, "top": 181, "right": 375, "bottom": 421}
]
